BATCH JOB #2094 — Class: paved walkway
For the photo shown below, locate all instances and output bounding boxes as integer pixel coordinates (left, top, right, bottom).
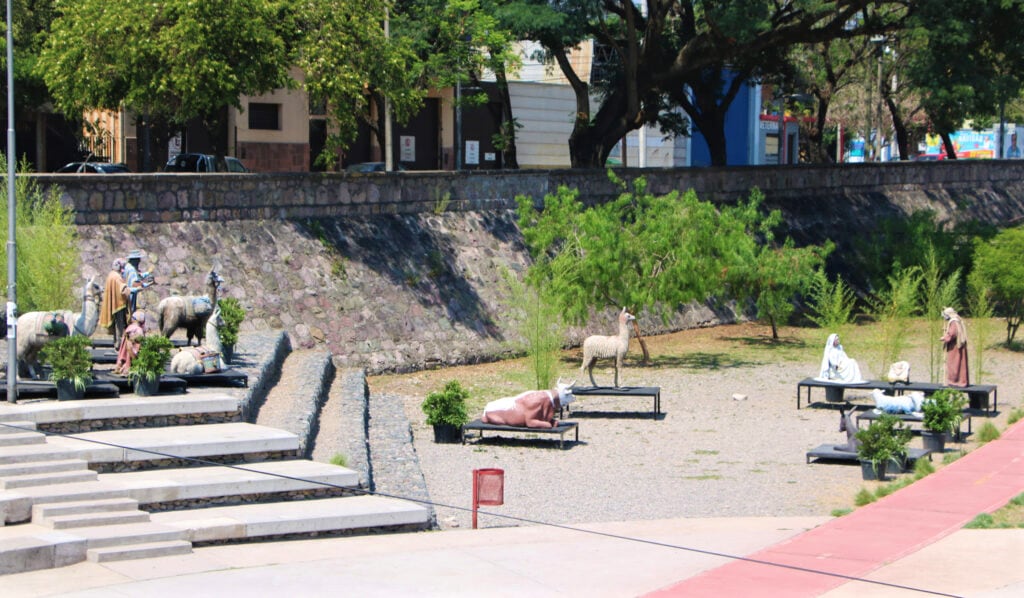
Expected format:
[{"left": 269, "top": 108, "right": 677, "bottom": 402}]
[{"left": 2, "top": 421, "right": 1022, "bottom": 596}]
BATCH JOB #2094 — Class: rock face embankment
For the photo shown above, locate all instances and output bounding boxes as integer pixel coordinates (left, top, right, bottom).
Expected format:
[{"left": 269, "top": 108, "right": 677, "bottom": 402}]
[{"left": 66, "top": 163, "right": 1024, "bottom": 374}]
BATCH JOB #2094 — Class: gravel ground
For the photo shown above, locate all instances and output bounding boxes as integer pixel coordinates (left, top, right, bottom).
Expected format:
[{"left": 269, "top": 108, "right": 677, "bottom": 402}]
[{"left": 383, "top": 323, "right": 1024, "bottom": 531}]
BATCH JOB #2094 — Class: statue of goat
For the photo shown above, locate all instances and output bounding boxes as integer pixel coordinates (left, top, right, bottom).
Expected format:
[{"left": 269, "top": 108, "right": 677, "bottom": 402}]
[
  {"left": 157, "top": 270, "right": 223, "bottom": 346},
  {"left": 579, "top": 307, "right": 635, "bottom": 387}
]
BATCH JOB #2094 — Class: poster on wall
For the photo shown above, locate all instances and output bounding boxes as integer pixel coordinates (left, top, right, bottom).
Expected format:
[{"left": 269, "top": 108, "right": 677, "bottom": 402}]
[
  {"left": 465, "top": 140, "right": 480, "bottom": 165},
  {"left": 168, "top": 134, "right": 182, "bottom": 157},
  {"left": 400, "top": 136, "right": 416, "bottom": 162}
]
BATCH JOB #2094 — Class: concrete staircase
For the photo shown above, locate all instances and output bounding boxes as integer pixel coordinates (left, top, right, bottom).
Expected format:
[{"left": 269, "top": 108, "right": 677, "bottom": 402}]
[{"left": 0, "top": 332, "right": 431, "bottom": 575}]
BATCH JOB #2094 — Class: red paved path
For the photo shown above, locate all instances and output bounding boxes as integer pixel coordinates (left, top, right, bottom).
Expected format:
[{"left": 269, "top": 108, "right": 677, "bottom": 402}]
[{"left": 648, "top": 419, "right": 1024, "bottom": 597}]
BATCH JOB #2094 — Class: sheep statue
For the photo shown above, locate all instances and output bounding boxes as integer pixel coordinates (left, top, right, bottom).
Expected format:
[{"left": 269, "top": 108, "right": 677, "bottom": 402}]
[
  {"left": 579, "top": 307, "right": 635, "bottom": 387},
  {"left": 169, "top": 305, "right": 226, "bottom": 374},
  {"left": 157, "top": 269, "right": 223, "bottom": 346},
  {"left": 16, "top": 277, "right": 103, "bottom": 379}
]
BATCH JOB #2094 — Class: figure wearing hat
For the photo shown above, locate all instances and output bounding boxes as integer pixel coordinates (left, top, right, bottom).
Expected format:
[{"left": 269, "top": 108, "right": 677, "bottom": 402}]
[{"left": 123, "top": 250, "right": 154, "bottom": 313}]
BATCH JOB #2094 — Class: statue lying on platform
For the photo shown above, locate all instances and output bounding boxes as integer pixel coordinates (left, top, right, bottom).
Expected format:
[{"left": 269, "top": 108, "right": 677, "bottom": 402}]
[
  {"left": 482, "top": 379, "right": 576, "bottom": 428},
  {"left": 872, "top": 388, "right": 925, "bottom": 415}
]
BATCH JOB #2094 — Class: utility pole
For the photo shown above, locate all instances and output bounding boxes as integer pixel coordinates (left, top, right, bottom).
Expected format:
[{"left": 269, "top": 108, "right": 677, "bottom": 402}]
[{"left": 6, "top": 0, "right": 18, "bottom": 402}]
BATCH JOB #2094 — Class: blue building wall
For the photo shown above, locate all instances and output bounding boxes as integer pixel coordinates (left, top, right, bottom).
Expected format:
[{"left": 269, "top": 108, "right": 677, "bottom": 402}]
[{"left": 689, "top": 73, "right": 760, "bottom": 167}]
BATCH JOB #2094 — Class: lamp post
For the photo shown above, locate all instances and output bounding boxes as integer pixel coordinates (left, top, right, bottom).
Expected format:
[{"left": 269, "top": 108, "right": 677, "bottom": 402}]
[
  {"left": 6, "top": 0, "right": 18, "bottom": 402},
  {"left": 455, "top": 80, "right": 462, "bottom": 170},
  {"left": 871, "top": 35, "right": 886, "bottom": 161}
]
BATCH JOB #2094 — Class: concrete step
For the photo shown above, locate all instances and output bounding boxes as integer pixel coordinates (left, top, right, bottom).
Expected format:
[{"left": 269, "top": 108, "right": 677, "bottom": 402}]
[
  {"left": 44, "top": 509, "right": 151, "bottom": 529},
  {"left": 72, "top": 521, "right": 190, "bottom": 549},
  {"left": 0, "top": 394, "right": 240, "bottom": 428},
  {"left": 0, "top": 432, "right": 46, "bottom": 447},
  {"left": 0, "top": 420, "right": 37, "bottom": 433},
  {"left": 33, "top": 497, "right": 140, "bottom": 520},
  {"left": 0, "top": 458, "right": 90, "bottom": 478},
  {"left": 1, "top": 481, "right": 132, "bottom": 523},
  {"left": 0, "top": 469, "right": 98, "bottom": 490},
  {"left": 99, "top": 459, "right": 360, "bottom": 505},
  {"left": 152, "top": 495, "right": 432, "bottom": 543},
  {"left": 45, "top": 422, "right": 300, "bottom": 465},
  {"left": 0, "top": 444, "right": 84, "bottom": 466},
  {"left": 86, "top": 540, "right": 192, "bottom": 563}
]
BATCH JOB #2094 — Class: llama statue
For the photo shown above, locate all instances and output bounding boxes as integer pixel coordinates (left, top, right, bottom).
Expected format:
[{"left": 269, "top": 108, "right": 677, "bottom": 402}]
[
  {"left": 169, "top": 305, "right": 226, "bottom": 374},
  {"left": 157, "top": 269, "right": 223, "bottom": 346},
  {"left": 16, "top": 277, "right": 103, "bottom": 379},
  {"left": 579, "top": 307, "right": 635, "bottom": 387}
]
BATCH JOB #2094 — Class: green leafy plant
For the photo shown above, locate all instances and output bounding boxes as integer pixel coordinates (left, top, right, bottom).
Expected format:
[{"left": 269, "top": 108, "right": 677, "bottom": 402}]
[
  {"left": 922, "top": 388, "right": 967, "bottom": 435},
  {"left": 805, "top": 268, "right": 857, "bottom": 330},
  {"left": 421, "top": 380, "right": 470, "bottom": 427},
  {"left": 217, "top": 297, "right": 246, "bottom": 348},
  {"left": 39, "top": 335, "right": 93, "bottom": 391},
  {"left": 856, "top": 413, "right": 913, "bottom": 476},
  {"left": 976, "top": 421, "right": 1001, "bottom": 444},
  {"left": 866, "top": 266, "right": 922, "bottom": 377},
  {"left": 501, "top": 268, "right": 565, "bottom": 389},
  {"left": 329, "top": 453, "right": 348, "bottom": 467},
  {"left": 129, "top": 335, "right": 174, "bottom": 383}
]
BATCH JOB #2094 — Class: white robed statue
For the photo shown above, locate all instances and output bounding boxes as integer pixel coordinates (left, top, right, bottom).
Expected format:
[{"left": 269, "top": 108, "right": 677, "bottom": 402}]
[{"left": 818, "top": 333, "right": 865, "bottom": 383}]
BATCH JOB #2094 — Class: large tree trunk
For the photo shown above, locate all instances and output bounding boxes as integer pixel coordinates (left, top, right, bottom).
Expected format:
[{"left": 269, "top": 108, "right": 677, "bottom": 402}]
[
  {"left": 941, "top": 132, "right": 958, "bottom": 159},
  {"left": 885, "top": 95, "right": 911, "bottom": 160}
]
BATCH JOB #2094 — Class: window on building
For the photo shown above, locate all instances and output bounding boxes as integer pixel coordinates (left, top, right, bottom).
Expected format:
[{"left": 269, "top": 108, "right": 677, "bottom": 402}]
[{"left": 248, "top": 103, "right": 281, "bottom": 130}]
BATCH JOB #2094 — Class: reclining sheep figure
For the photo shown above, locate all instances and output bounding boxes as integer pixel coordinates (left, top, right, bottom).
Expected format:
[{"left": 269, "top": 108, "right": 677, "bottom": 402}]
[
  {"left": 16, "top": 277, "right": 102, "bottom": 379},
  {"left": 482, "top": 378, "right": 576, "bottom": 428},
  {"left": 169, "top": 305, "right": 225, "bottom": 374},
  {"left": 157, "top": 270, "right": 223, "bottom": 346},
  {"left": 579, "top": 307, "right": 635, "bottom": 387}
]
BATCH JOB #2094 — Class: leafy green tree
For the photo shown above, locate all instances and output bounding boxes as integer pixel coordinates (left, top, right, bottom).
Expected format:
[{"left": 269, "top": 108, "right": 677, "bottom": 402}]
[
  {"left": 966, "top": 277, "right": 996, "bottom": 384},
  {"left": 515, "top": 174, "right": 824, "bottom": 358},
  {"left": 0, "top": 157, "right": 80, "bottom": 312},
  {"left": 805, "top": 269, "right": 857, "bottom": 331},
  {"left": 741, "top": 238, "right": 831, "bottom": 340},
  {"left": 509, "top": 1, "right": 906, "bottom": 167},
  {"left": 37, "top": 0, "right": 299, "bottom": 167},
  {"left": 970, "top": 226, "right": 1024, "bottom": 344},
  {"left": 501, "top": 269, "right": 565, "bottom": 389}
]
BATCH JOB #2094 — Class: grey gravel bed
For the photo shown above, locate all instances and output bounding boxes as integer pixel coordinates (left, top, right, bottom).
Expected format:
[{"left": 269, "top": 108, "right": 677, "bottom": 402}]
[{"left": 395, "top": 350, "right": 1023, "bottom": 531}]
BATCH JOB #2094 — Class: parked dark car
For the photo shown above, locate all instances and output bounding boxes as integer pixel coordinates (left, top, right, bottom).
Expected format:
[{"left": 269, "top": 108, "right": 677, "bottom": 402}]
[
  {"left": 164, "top": 153, "right": 250, "bottom": 173},
  {"left": 56, "top": 162, "right": 132, "bottom": 174},
  {"left": 344, "top": 162, "right": 406, "bottom": 173}
]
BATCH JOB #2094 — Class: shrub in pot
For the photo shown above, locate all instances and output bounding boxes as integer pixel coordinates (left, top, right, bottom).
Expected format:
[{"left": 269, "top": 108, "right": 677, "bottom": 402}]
[
  {"left": 422, "top": 380, "right": 470, "bottom": 443},
  {"left": 856, "top": 413, "right": 912, "bottom": 481},
  {"left": 217, "top": 297, "right": 245, "bottom": 364},
  {"left": 129, "top": 335, "right": 174, "bottom": 396},
  {"left": 922, "top": 388, "right": 967, "bottom": 452},
  {"left": 40, "top": 335, "right": 93, "bottom": 401}
]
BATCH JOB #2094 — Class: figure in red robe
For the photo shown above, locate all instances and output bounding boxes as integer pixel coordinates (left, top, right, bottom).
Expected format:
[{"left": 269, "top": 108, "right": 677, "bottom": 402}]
[{"left": 940, "top": 307, "right": 969, "bottom": 387}]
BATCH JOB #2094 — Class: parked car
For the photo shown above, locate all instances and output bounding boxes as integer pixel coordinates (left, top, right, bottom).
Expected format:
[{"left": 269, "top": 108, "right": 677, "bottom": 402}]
[
  {"left": 164, "top": 153, "right": 250, "bottom": 173},
  {"left": 56, "top": 162, "right": 132, "bottom": 174},
  {"left": 344, "top": 162, "right": 406, "bottom": 173}
]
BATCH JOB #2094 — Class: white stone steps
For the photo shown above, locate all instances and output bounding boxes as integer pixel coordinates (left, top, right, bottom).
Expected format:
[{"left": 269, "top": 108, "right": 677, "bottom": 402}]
[
  {"left": 71, "top": 521, "right": 189, "bottom": 549},
  {"left": 1, "top": 481, "right": 133, "bottom": 522},
  {"left": 99, "top": 459, "right": 360, "bottom": 504},
  {"left": 44, "top": 509, "right": 151, "bottom": 529},
  {"left": 0, "top": 420, "right": 37, "bottom": 433},
  {"left": 0, "top": 393, "right": 239, "bottom": 426},
  {"left": 32, "top": 496, "right": 140, "bottom": 520},
  {"left": 0, "top": 458, "right": 89, "bottom": 478},
  {"left": 0, "top": 444, "right": 86, "bottom": 466},
  {"left": 151, "top": 495, "right": 431, "bottom": 543},
  {"left": 0, "top": 432, "right": 46, "bottom": 447},
  {"left": 86, "top": 539, "right": 192, "bottom": 563},
  {"left": 0, "top": 469, "right": 99, "bottom": 490},
  {"left": 45, "top": 422, "right": 300, "bottom": 464}
]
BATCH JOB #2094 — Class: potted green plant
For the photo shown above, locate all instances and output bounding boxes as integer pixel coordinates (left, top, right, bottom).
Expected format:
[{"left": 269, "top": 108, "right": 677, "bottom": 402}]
[
  {"left": 129, "top": 335, "right": 174, "bottom": 396},
  {"left": 421, "top": 380, "right": 470, "bottom": 443},
  {"left": 39, "top": 335, "right": 93, "bottom": 401},
  {"left": 856, "top": 413, "right": 912, "bottom": 481},
  {"left": 217, "top": 297, "right": 245, "bottom": 364},
  {"left": 922, "top": 388, "right": 967, "bottom": 452}
]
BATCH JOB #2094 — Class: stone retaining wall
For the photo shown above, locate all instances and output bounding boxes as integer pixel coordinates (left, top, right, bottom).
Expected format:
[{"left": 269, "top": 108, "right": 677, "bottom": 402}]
[{"left": 40, "top": 162, "right": 1024, "bottom": 373}]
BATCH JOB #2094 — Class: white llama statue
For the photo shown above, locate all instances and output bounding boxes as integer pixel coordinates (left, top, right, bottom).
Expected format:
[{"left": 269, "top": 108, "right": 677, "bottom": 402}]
[
  {"left": 579, "top": 307, "right": 635, "bottom": 387},
  {"left": 16, "top": 277, "right": 102, "bottom": 379}
]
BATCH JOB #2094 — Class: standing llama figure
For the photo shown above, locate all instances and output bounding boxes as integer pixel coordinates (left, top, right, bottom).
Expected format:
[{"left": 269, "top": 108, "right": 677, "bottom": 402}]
[
  {"left": 579, "top": 307, "right": 635, "bottom": 387},
  {"left": 169, "top": 305, "right": 226, "bottom": 374},
  {"left": 157, "top": 270, "right": 223, "bottom": 346},
  {"left": 16, "top": 277, "right": 102, "bottom": 379}
]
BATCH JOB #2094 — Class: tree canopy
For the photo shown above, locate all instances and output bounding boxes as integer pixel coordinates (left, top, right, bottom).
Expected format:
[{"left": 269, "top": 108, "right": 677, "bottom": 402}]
[{"left": 970, "top": 226, "right": 1024, "bottom": 344}]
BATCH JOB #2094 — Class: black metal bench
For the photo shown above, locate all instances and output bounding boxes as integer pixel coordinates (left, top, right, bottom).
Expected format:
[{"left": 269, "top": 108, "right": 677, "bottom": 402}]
[
  {"left": 856, "top": 408, "right": 972, "bottom": 440},
  {"left": 796, "top": 378, "right": 997, "bottom": 414},
  {"left": 461, "top": 419, "right": 579, "bottom": 449},
  {"left": 806, "top": 444, "right": 932, "bottom": 466},
  {"left": 564, "top": 385, "right": 662, "bottom": 418}
]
